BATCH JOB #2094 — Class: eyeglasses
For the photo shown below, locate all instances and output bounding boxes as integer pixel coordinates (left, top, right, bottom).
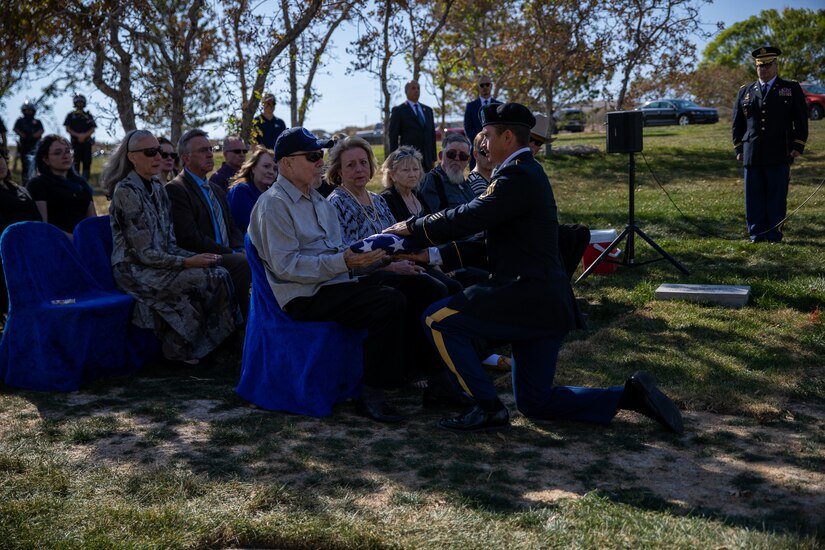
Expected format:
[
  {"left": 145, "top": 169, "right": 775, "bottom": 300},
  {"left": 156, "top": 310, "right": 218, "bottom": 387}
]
[
  {"left": 444, "top": 150, "right": 470, "bottom": 162},
  {"left": 226, "top": 148, "right": 249, "bottom": 155},
  {"left": 286, "top": 151, "right": 324, "bottom": 162},
  {"left": 530, "top": 137, "right": 545, "bottom": 147},
  {"left": 49, "top": 148, "right": 73, "bottom": 157},
  {"left": 160, "top": 151, "right": 179, "bottom": 160},
  {"left": 479, "top": 82, "right": 492, "bottom": 88},
  {"left": 132, "top": 147, "right": 161, "bottom": 158}
]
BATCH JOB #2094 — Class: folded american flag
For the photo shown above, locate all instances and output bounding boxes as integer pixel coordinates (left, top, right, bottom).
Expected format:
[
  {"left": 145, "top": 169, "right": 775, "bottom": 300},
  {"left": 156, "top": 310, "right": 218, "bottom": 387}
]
[{"left": 349, "top": 233, "right": 419, "bottom": 254}]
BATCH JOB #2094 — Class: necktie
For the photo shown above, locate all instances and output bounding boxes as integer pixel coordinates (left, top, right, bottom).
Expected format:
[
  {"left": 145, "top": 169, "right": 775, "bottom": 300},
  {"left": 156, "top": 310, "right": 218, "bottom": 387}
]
[
  {"left": 415, "top": 104, "right": 425, "bottom": 125},
  {"left": 200, "top": 183, "right": 229, "bottom": 245},
  {"left": 761, "top": 83, "right": 768, "bottom": 98}
]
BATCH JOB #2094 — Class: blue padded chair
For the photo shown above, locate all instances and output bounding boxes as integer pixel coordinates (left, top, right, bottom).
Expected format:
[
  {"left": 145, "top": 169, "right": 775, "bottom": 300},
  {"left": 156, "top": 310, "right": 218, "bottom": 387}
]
[
  {"left": 0, "top": 221, "right": 143, "bottom": 391},
  {"left": 73, "top": 215, "right": 118, "bottom": 290},
  {"left": 236, "top": 234, "right": 365, "bottom": 416},
  {"left": 72, "top": 215, "right": 160, "bottom": 369}
]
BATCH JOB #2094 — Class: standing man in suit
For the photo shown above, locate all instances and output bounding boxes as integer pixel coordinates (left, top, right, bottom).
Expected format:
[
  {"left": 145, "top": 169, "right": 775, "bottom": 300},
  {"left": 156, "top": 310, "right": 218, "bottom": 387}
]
[
  {"left": 463, "top": 75, "right": 500, "bottom": 169},
  {"left": 388, "top": 80, "right": 437, "bottom": 171},
  {"left": 167, "top": 129, "right": 251, "bottom": 319},
  {"left": 385, "top": 103, "right": 683, "bottom": 434},
  {"left": 733, "top": 46, "right": 808, "bottom": 244}
]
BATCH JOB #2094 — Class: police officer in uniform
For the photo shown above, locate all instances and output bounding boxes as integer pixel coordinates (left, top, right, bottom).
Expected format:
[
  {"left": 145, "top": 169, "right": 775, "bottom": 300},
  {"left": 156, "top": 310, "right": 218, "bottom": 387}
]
[
  {"left": 12, "top": 100, "right": 44, "bottom": 183},
  {"left": 63, "top": 94, "right": 97, "bottom": 180},
  {"left": 385, "top": 102, "right": 684, "bottom": 434},
  {"left": 733, "top": 46, "right": 808, "bottom": 243}
]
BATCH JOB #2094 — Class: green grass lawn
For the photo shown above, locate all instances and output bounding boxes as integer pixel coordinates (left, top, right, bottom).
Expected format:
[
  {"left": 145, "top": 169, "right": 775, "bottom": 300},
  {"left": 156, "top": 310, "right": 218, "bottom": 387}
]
[{"left": 2, "top": 122, "right": 824, "bottom": 548}]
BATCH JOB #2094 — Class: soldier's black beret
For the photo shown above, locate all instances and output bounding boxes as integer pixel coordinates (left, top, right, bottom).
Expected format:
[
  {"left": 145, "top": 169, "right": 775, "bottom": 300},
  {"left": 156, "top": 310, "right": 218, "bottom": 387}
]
[{"left": 480, "top": 102, "right": 535, "bottom": 129}]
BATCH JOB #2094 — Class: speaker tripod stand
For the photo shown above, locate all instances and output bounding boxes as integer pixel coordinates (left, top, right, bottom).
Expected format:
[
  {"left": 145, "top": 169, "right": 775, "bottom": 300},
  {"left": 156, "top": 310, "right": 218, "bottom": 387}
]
[{"left": 575, "top": 152, "right": 690, "bottom": 283}]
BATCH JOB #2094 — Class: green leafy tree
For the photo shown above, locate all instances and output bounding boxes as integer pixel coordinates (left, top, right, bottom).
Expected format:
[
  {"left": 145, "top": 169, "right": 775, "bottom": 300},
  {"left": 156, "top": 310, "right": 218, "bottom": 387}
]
[{"left": 702, "top": 8, "right": 825, "bottom": 83}]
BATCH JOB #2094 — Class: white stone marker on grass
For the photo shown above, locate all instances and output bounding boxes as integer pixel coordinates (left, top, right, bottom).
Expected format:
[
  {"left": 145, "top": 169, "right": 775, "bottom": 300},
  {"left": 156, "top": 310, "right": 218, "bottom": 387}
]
[{"left": 654, "top": 284, "right": 751, "bottom": 308}]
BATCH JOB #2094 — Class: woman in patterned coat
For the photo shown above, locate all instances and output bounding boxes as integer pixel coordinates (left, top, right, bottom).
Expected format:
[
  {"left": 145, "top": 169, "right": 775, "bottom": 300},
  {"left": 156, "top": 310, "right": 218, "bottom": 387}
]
[{"left": 102, "top": 130, "right": 241, "bottom": 364}]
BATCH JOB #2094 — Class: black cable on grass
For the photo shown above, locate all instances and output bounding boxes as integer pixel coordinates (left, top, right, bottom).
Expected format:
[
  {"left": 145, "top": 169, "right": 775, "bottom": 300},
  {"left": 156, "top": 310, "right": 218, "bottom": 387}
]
[{"left": 639, "top": 151, "right": 825, "bottom": 241}]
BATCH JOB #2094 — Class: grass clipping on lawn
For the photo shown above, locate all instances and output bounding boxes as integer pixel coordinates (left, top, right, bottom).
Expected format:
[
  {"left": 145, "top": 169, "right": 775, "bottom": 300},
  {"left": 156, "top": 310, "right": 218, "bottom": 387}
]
[{"left": 9, "top": 121, "right": 825, "bottom": 549}]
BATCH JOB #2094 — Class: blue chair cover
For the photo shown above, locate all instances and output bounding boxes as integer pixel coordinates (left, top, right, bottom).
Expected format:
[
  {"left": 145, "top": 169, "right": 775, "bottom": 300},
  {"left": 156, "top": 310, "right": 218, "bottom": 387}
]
[
  {"left": 0, "top": 221, "right": 143, "bottom": 391},
  {"left": 73, "top": 215, "right": 118, "bottom": 290},
  {"left": 72, "top": 215, "right": 160, "bottom": 369},
  {"left": 236, "top": 234, "right": 365, "bottom": 416}
]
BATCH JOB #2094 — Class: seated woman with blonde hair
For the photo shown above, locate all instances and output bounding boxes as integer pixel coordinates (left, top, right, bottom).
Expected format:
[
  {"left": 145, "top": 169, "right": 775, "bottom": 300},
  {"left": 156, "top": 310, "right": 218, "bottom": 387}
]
[
  {"left": 103, "top": 129, "right": 241, "bottom": 364},
  {"left": 226, "top": 145, "right": 276, "bottom": 234},
  {"left": 326, "top": 136, "right": 469, "bottom": 406}
]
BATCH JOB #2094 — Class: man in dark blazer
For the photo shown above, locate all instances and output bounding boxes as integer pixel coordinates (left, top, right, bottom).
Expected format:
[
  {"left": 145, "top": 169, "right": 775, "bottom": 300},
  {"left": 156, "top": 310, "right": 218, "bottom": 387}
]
[
  {"left": 732, "top": 45, "right": 808, "bottom": 243},
  {"left": 385, "top": 103, "right": 683, "bottom": 434},
  {"left": 388, "top": 80, "right": 437, "bottom": 171},
  {"left": 167, "top": 128, "right": 251, "bottom": 319},
  {"left": 463, "top": 75, "right": 500, "bottom": 169}
]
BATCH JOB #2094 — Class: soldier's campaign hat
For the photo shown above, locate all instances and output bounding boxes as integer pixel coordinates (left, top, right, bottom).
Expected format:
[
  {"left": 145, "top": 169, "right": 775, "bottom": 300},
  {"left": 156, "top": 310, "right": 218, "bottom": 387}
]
[
  {"left": 752, "top": 46, "right": 781, "bottom": 65},
  {"left": 480, "top": 102, "right": 535, "bottom": 129}
]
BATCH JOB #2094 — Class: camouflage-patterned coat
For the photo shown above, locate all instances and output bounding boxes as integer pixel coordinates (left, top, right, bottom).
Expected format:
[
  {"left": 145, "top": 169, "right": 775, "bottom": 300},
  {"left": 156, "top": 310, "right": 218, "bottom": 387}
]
[{"left": 109, "top": 171, "right": 241, "bottom": 361}]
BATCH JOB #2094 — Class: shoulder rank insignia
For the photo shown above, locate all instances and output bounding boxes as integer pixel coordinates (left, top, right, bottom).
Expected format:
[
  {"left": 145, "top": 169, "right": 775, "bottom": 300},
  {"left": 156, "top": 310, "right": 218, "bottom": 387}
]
[{"left": 480, "top": 179, "right": 497, "bottom": 198}]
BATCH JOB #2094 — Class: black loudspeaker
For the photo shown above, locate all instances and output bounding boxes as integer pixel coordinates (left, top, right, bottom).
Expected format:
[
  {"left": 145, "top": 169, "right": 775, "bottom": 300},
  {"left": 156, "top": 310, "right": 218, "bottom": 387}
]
[{"left": 606, "top": 110, "right": 643, "bottom": 153}]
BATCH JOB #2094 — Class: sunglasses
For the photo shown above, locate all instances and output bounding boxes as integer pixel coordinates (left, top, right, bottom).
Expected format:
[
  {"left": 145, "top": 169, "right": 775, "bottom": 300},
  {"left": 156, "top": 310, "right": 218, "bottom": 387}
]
[
  {"left": 160, "top": 151, "right": 179, "bottom": 160},
  {"left": 529, "top": 137, "right": 545, "bottom": 147},
  {"left": 757, "top": 61, "right": 775, "bottom": 68},
  {"left": 287, "top": 151, "right": 324, "bottom": 162},
  {"left": 226, "top": 148, "right": 249, "bottom": 155},
  {"left": 133, "top": 147, "right": 162, "bottom": 157},
  {"left": 479, "top": 82, "right": 492, "bottom": 88},
  {"left": 444, "top": 150, "right": 470, "bottom": 162}
]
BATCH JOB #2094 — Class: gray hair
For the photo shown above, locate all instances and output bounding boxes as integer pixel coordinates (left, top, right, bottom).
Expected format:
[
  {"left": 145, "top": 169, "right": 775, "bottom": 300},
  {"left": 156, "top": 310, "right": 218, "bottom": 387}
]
[
  {"left": 381, "top": 146, "right": 423, "bottom": 189},
  {"left": 222, "top": 135, "right": 244, "bottom": 151},
  {"left": 442, "top": 132, "right": 471, "bottom": 150},
  {"left": 101, "top": 129, "right": 155, "bottom": 198},
  {"left": 178, "top": 128, "right": 209, "bottom": 158}
]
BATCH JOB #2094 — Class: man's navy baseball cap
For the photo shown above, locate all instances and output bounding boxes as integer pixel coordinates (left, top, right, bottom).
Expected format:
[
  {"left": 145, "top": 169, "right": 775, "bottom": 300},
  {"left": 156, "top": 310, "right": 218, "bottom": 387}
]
[{"left": 274, "top": 127, "right": 334, "bottom": 161}]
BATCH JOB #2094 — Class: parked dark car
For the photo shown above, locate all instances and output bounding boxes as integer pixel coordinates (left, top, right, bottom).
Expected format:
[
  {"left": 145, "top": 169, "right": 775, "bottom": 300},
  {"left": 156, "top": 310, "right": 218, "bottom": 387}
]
[
  {"left": 637, "top": 99, "right": 719, "bottom": 126},
  {"left": 801, "top": 83, "right": 825, "bottom": 121},
  {"left": 552, "top": 108, "right": 585, "bottom": 133},
  {"left": 435, "top": 121, "right": 465, "bottom": 141},
  {"left": 355, "top": 122, "right": 384, "bottom": 145}
]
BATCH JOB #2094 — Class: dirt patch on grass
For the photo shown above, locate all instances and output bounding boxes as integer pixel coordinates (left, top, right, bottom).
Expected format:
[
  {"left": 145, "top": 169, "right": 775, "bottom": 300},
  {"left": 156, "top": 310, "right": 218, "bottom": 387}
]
[{"left": 19, "top": 386, "right": 821, "bottom": 533}]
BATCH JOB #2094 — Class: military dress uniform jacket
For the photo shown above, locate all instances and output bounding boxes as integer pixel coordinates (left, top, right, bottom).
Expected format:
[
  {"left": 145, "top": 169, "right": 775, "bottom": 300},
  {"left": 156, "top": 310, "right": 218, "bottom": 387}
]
[
  {"left": 732, "top": 77, "right": 808, "bottom": 166},
  {"left": 409, "top": 150, "right": 580, "bottom": 331}
]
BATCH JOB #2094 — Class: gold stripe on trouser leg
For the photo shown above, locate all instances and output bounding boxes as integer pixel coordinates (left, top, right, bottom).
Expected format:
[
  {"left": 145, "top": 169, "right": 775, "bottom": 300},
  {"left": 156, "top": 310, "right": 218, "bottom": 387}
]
[{"left": 424, "top": 307, "right": 474, "bottom": 397}]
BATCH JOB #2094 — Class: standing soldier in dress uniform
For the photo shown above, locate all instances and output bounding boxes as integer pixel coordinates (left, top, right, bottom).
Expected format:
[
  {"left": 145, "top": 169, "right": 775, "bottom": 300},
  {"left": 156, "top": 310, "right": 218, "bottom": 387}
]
[
  {"left": 732, "top": 46, "right": 808, "bottom": 243},
  {"left": 64, "top": 94, "right": 97, "bottom": 180},
  {"left": 385, "top": 102, "right": 684, "bottom": 434}
]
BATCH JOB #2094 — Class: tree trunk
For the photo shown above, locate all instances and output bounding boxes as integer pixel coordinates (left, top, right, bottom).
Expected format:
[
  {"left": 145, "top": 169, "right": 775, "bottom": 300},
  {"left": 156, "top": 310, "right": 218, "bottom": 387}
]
[{"left": 380, "top": 0, "right": 393, "bottom": 157}]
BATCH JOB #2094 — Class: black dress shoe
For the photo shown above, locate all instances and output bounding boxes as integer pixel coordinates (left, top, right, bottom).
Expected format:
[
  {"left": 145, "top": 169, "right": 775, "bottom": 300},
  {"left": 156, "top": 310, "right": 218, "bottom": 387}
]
[
  {"left": 422, "top": 384, "right": 474, "bottom": 410},
  {"left": 355, "top": 398, "right": 404, "bottom": 424},
  {"left": 620, "top": 370, "right": 684, "bottom": 434},
  {"left": 438, "top": 405, "right": 510, "bottom": 433}
]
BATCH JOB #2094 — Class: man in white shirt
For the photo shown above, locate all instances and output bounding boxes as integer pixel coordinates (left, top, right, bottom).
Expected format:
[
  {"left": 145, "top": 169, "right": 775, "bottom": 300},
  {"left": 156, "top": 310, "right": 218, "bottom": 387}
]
[{"left": 248, "top": 127, "right": 406, "bottom": 423}]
